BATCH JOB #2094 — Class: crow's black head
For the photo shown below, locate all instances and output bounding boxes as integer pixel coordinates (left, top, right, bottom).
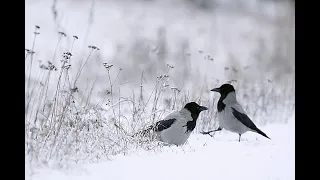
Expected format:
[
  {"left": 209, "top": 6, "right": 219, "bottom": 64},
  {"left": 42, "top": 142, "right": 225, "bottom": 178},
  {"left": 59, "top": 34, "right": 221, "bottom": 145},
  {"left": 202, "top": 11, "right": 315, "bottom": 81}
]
[
  {"left": 210, "top": 83, "right": 235, "bottom": 96},
  {"left": 184, "top": 102, "right": 208, "bottom": 115}
]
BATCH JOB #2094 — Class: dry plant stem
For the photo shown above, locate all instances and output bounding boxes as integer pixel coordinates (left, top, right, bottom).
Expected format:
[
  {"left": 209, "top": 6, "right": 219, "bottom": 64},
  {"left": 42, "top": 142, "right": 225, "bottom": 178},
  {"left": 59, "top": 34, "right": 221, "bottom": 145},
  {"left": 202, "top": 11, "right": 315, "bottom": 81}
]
[
  {"left": 51, "top": 63, "right": 67, "bottom": 118},
  {"left": 42, "top": 34, "right": 64, "bottom": 113},
  {"left": 151, "top": 68, "right": 170, "bottom": 122},
  {"left": 27, "top": 27, "right": 39, "bottom": 96},
  {"left": 139, "top": 71, "right": 145, "bottom": 108},
  {"left": 107, "top": 70, "right": 113, "bottom": 104},
  {"left": 139, "top": 78, "right": 159, "bottom": 115},
  {"left": 85, "top": 77, "right": 97, "bottom": 107},
  {"left": 73, "top": 49, "right": 94, "bottom": 86},
  {"left": 64, "top": 38, "right": 77, "bottom": 89},
  {"left": 25, "top": 54, "right": 29, "bottom": 61},
  {"left": 26, "top": 27, "right": 39, "bottom": 116},
  {"left": 71, "top": 38, "right": 76, "bottom": 54},
  {"left": 27, "top": 72, "right": 47, "bottom": 125},
  {"left": 106, "top": 70, "right": 121, "bottom": 134},
  {"left": 151, "top": 81, "right": 159, "bottom": 122},
  {"left": 42, "top": 53, "right": 74, "bottom": 150},
  {"left": 94, "top": 68, "right": 122, "bottom": 108},
  {"left": 48, "top": 92, "right": 72, "bottom": 159},
  {"left": 46, "top": 64, "right": 68, "bottom": 133},
  {"left": 118, "top": 88, "right": 121, "bottom": 124},
  {"left": 112, "top": 69, "right": 121, "bottom": 87}
]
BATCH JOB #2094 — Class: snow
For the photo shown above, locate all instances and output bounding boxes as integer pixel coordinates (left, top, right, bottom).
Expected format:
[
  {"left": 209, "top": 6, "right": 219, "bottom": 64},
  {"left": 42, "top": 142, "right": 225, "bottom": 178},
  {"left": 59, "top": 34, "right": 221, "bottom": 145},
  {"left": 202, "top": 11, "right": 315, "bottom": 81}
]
[{"left": 26, "top": 122, "right": 294, "bottom": 180}]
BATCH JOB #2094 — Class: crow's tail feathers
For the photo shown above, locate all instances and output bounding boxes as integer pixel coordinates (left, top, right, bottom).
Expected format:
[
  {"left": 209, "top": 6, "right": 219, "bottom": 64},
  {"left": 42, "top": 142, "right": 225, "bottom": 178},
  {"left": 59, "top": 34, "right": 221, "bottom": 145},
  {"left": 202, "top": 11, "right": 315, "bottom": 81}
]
[
  {"left": 254, "top": 127, "right": 271, "bottom": 140},
  {"left": 131, "top": 125, "right": 155, "bottom": 138}
]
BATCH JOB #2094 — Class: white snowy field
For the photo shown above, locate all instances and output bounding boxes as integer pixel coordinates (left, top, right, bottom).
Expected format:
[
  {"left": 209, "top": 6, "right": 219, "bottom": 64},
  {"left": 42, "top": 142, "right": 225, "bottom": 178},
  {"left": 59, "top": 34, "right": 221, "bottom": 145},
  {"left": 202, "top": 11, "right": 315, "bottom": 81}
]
[{"left": 26, "top": 121, "right": 295, "bottom": 180}]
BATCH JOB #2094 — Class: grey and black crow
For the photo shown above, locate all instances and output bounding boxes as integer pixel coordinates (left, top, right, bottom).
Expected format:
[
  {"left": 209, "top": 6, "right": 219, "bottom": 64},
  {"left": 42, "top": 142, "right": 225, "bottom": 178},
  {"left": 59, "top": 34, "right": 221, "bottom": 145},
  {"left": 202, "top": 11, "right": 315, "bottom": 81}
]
[
  {"left": 140, "top": 102, "right": 208, "bottom": 146},
  {"left": 203, "top": 84, "right": 270, "bottom": 142}
]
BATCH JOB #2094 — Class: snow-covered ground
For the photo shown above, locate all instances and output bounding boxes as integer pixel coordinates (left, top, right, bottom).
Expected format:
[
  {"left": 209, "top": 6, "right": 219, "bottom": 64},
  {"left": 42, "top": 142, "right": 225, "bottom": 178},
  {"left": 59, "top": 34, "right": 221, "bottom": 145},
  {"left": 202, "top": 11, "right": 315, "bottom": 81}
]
[{"left": 26, "top": 121, "right": 294, "bottom": 180}]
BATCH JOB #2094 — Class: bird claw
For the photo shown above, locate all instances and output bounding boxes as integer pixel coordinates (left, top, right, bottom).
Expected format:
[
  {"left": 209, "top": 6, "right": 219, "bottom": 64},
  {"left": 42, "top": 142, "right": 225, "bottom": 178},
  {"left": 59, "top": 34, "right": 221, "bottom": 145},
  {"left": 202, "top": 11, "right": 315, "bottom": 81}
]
[{"left": 200, "top": 131, "right": 215, "bottom": 137}]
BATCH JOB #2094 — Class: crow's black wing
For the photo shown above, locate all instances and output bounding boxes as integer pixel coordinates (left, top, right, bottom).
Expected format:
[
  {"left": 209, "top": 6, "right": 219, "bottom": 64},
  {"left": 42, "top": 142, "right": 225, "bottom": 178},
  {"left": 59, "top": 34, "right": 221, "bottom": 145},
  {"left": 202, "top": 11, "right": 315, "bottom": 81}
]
[
  {"left": 154, "top": 118, "right": 177, "bottom": 132},
  {"left": 231, "top": 106, "right": 270, "bottom": 139},
  {"left": 231, "top": 107, "right": 258, "bottom": 130}
]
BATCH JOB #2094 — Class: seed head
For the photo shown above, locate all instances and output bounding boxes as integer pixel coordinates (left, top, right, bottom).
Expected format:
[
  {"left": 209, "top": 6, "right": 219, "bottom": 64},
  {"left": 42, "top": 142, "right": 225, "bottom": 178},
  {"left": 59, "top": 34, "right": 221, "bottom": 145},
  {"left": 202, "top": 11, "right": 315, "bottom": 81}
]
[{"left": 58, "top": 31, "right": 67, "bottom": 37}]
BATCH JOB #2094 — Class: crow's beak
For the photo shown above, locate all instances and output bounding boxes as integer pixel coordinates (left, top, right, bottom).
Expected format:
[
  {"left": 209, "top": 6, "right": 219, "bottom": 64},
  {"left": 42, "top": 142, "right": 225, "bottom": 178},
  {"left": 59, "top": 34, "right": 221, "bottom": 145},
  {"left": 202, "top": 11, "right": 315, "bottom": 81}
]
[
  {"left": 210, "top": 88, "right": 220, "bottom": 92},
  {"left": 199, "top": 106, "right": 208, "bottom": 111}
]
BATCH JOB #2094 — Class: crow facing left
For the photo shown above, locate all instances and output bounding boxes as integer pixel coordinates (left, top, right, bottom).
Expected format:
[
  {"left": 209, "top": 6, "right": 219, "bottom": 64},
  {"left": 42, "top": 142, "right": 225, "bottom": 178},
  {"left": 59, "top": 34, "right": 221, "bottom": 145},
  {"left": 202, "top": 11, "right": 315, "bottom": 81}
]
[
  {"left": 202, "top": 83, "right": 270, "bottom": 142},
  {"left": 138, "top": 102, "right": 208, "bottom": 146}
]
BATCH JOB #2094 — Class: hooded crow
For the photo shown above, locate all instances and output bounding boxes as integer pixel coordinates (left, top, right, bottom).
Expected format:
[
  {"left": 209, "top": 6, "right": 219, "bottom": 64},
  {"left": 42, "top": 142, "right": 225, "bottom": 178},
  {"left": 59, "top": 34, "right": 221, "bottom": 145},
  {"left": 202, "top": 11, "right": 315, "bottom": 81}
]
[
  {"left": 204, "top": 83, "right": 270, "bottom": 142},
  {"left": 139, "top": 102, "right": 208, "bottom": 146}
]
